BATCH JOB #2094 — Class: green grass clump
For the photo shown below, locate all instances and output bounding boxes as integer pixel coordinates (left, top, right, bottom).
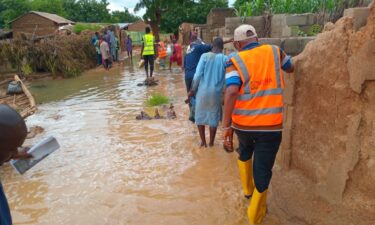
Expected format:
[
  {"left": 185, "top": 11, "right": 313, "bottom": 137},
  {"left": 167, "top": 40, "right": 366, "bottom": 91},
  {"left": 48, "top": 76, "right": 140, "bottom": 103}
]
[
  {"left": 73, "top": 23, "right": 102, "bottom": 34},
  {"left": 307, "top": 24, "right": 322, "bottom": 36},
  {"left": 146, "top": 93, "right": 170, "bottom": 106}
]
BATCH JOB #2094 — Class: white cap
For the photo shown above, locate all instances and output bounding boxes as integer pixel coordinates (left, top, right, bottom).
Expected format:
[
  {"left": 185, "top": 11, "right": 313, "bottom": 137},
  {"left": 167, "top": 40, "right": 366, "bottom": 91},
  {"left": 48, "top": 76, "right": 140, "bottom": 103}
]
[{"left": 234, "top": 24, "right": 258, "bottom": 41}]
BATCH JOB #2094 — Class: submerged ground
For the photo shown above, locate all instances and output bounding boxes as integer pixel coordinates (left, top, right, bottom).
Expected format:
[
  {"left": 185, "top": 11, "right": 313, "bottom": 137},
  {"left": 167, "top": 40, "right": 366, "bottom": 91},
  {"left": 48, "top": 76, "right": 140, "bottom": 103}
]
[{"left": 0, "top": 60, "right": 280, "bottom": 225}]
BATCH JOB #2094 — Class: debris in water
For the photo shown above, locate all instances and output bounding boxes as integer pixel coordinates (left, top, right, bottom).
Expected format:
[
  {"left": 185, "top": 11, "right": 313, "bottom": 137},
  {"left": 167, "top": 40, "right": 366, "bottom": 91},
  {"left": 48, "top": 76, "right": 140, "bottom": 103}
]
[
  {"left": 166, "top": 104, "right": 177, "bottom": 119},
  {"left": 135, "top": 104, "right": 176, "bottom": 121},
  {"left": 49, "top": 114, "right": 63, "bottom": 120},
  {"left": 137, "top": 77, "right": 159, "bottom": 86},
  {"left": 135, "top": 111, "right": 152, "bottom": 120},
  {"left": 154, "top": 108, "right": 164, "bottom": 119},
  {"left": 26, "top": 126, "right": 44, "bottom": 139}
]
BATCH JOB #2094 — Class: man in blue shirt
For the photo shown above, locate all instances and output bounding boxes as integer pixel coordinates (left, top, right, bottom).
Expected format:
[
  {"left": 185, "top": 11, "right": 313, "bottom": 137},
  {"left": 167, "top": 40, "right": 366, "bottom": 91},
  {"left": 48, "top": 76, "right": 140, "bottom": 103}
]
[
  {"left": 183, "top": 33, "right": 212, "bottom": 93},
  {"left": 183, "top": 33, "right": 212, "bottom": 122},
  {"left": 0, "top": 104, "right": 32, "bottom": 225}
]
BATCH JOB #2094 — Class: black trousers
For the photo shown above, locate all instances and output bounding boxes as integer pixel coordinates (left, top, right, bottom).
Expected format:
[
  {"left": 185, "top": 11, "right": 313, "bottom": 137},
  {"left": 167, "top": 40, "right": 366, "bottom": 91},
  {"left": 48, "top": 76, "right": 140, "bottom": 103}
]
[
  {"left": 185, "top": 77, "right": 193, "bottom": 92},
  {"left": 144, "top": 55, "right": 154, "bottom": 76},
  {"left": 235, "top": 130, "right": 282, "bottom": 192}
]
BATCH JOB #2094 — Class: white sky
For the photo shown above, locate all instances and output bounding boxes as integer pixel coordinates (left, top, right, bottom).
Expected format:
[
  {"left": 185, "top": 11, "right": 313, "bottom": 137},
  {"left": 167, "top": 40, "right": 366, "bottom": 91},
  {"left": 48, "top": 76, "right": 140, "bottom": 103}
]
[{"left": 107, "top": 0, "right": 236, "bottom": 17}]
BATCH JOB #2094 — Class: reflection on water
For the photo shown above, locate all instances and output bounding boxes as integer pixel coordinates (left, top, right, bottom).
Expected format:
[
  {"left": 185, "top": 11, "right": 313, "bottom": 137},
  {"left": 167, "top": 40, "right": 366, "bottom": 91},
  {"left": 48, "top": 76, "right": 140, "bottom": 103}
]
[{"left": 0, "top": 60, "right": 276, "bottom": 225}]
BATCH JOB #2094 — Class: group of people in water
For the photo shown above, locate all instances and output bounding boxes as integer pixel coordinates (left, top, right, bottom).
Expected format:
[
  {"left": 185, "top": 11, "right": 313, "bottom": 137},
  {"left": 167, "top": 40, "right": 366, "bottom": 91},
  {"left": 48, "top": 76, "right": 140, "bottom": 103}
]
[
  {"left": 1, "top": 23, "right": 295, "bottom": 224},
  {"left": 91, "top": 27, "right": 120, "bottom": 70},
  {"left": 140, "top": 27, "right": 231, "bottom": 147},
  {"left": 139, "top": 24, "right": 295, "bottom": 225},
  {"left": 140, "top": 27, "right": 183, "bottom": 79}
]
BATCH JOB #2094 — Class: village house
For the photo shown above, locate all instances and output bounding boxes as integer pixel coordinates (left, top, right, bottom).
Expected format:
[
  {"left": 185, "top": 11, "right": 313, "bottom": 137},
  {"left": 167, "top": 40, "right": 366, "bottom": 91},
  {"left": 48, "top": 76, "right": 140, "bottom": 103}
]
[
  {"left": 126, "top": 20, "right": 148, "bottom": 32},
  {"left": 11, "top": 11, "right": 75, "bottom": 38}
]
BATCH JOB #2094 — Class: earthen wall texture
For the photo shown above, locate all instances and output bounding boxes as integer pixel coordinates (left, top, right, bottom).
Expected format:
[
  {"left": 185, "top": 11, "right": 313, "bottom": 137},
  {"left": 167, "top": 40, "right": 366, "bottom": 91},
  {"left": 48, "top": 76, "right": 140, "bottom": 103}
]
[{"left": 272, "top": 2, "right": 375, "bottom": 224}]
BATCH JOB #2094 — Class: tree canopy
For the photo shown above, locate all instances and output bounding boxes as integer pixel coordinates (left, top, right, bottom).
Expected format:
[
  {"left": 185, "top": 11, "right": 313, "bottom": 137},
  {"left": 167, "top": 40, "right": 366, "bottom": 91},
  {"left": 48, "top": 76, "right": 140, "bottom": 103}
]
[
  {"left": 135, "top": 0, "right": 228, "bottom": 39},
  {"left": 161, "top": 0, "right": 228, "bottom": 33},
  {"left": 0, "top": 0, "right": 140, "bottom": 29},
  {"left": 233, "top": 0, "right": 367, "bottom": 19}
]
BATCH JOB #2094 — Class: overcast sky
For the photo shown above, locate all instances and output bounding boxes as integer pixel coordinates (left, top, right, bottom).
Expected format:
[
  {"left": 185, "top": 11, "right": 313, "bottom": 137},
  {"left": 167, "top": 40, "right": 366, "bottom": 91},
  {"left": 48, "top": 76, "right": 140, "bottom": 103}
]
[{"left": 107, "top": 0, "right": 236, "bottom": 16}]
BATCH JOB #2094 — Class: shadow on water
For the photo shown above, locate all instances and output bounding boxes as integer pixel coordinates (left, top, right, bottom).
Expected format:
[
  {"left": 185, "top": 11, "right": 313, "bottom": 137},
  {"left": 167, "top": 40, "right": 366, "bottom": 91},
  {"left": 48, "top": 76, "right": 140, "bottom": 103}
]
[{"left": 0, "top": 57, "right": 279, "bottom": 225}]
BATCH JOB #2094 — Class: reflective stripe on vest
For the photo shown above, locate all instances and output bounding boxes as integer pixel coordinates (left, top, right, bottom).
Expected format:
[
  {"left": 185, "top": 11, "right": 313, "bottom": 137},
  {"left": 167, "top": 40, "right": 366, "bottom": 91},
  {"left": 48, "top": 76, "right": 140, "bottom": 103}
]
[
  {"left": 143, "top": 34, "right": 154, "bottom": 56},
  {"left": 231, "top": 44, "right": 284, "bottom": 127},
  {"left": 233, "top": 106, "right": 283, "bottom": 116},
  {"left": 272, "top": 46, "right": 282, "bottom": 89},
  {"left": 237, "top": 88, "right": 283, "bottom": 101},
  {"left": 232, "top": 54, "right": 251, "bottom": 95}
]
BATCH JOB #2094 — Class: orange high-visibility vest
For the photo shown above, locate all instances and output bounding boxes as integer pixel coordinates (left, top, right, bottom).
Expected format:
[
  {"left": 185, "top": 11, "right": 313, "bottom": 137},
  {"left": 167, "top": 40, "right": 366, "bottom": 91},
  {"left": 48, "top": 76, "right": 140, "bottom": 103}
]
[
  {"left": 158, "top": 42, "right": 168, "bottom": 58},
  {"left": 231, "top": 44, "right": 284, "bottom": 127}
]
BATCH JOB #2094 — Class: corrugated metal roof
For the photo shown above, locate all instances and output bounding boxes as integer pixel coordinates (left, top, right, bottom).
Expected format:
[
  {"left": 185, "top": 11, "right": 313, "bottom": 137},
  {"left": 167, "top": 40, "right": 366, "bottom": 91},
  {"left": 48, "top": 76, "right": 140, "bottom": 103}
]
[{"left": 12, "top": 11, "right": 75, "bottom": 25}]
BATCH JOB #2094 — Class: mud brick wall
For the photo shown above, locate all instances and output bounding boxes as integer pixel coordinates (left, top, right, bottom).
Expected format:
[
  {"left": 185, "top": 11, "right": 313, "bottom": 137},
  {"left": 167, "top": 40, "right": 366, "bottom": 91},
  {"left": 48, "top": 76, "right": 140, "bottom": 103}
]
[
  {"left": 225, "top": 13, "right": 318, "bottom": 39},
  {"left": 279, "top": 3, "right": 375, "bottom": 207},
  {"left": 207, "top": 8, "right": 235, "bottom": 29},
  {"left": 127, "top": 20, "right": 148, "bottom": 32},
  {"left": 225, "top": 16, "right": 268, "bottom": 38},
  {"left": 12, "top": 14, "right": 59, "bottom": 37},
  {"left": 224, "top": 37, "right": 314, "bottom": 56}
]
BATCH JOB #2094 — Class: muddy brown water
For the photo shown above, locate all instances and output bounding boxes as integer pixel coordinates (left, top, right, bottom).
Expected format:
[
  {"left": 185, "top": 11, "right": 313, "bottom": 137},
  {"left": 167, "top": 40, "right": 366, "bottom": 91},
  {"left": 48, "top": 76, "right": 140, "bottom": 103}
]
[{"left": 0, "top": 61, "right": 280, "bottom": 225}]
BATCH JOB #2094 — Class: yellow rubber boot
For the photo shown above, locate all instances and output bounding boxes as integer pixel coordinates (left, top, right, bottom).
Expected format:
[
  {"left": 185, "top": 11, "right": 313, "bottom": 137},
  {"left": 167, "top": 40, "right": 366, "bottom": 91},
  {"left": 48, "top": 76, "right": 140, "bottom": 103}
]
[
  {"left": 247, "top": 188, "right": 268, "bottom": 224},
  {"left": 237, "top": 159, "right": 254, "bottom": 199}
]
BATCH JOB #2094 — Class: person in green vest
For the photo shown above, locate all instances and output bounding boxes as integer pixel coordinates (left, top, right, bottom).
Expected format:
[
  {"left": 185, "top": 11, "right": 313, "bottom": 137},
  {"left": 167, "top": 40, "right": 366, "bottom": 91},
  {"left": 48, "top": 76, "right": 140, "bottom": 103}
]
[{"left": 140, "top": 27, "right": 157, "bottom": 79}]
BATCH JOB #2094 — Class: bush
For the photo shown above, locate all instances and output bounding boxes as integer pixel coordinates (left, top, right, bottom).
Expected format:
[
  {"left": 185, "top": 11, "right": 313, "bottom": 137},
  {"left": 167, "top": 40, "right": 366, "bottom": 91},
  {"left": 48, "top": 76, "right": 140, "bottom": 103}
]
[
  {"left": 0, "top": 33, "right": 97, "bottom": 78},
  {"left": 73, "top": 23, "right": 102, "bottom": 34},
  {"left": 21, "top": 63, "right": 33, "bottom": 76},
  {"left": 291, "top": 26, "right": 307, "bottom": 37},
  {"left": 146, "top": 93, "right": 170, "bottom": 106},
  {"left": 307, "top": 24, "right": 323, "bottom": 36}
]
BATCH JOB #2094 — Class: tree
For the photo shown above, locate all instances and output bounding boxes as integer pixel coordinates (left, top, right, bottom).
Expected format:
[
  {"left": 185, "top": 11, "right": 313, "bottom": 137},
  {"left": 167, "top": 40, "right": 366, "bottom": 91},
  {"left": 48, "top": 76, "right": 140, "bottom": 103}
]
[
  {"left": 30, "top": 0, "right": 67, "bottom": 17},
  {"left": 134, "top": 0, "right": 176, "bottom": 40},
  {"left": 233, "top": 0, "right": 368, "bottom": 18},
  {"left": 0, "top": 0, "right": 31, "bottom": 28},
  {"left": 0, "top": 0, "right": 140, "bottom": 27},
  {"left": 233, "top": 0, "right": 247, "bottom": 9},
  {"left": 135, "top": 0, "right": 228, "bottom": 39},
  {"left": 110, "top": 8, "right": 140, "bottom": 23},
  {"left": 160, "top": 0, "right": 228, "bottom": 33},
  {"left": 77, "top": 0, "right": 110, "bottom": 23},
  {"left": 61, "top": 0, "right": 111, "bottom": 23}
]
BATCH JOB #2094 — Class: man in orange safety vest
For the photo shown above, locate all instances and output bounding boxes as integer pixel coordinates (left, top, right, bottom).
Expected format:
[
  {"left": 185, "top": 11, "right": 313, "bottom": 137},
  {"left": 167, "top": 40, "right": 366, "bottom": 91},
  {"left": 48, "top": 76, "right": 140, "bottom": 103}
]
[{"left": 222, "top": 24, "right": 294, "bottom": 224}]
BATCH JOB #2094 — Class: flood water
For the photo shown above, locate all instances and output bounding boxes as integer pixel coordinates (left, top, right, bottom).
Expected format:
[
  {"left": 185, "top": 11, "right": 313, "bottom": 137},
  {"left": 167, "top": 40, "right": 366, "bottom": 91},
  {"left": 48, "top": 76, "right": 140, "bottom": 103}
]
[{"left": 0, "top": 61, "right": 274, "bottom": 225}]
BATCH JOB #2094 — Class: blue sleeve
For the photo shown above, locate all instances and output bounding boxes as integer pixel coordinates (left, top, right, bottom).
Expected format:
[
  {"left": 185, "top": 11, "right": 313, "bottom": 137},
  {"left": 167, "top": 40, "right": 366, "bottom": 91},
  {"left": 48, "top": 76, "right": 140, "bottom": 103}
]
[
  {"left": 223, "top": 55, "right": 229, "bottom": 64},
  {"left": 226, "top": 76, "right": 242, "bottom": 87},
  {"left": 200, "top": 44, "right": 212, "bottom": 54},
  {"left": 281, "top": 55, "right": 292, "bottom": 71},
  {"left": 191, "top": 54, "right": 206, "bottom": 92},
  {"left": 278, "top": 48, "right": 293, "bottom": 71}
]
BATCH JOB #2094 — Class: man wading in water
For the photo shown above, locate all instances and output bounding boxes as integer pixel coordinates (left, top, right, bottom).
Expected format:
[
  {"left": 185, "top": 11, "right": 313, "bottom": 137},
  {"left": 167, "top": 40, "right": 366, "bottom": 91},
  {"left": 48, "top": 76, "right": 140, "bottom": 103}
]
[
  {"left": 188, "top": 38, "right": 228, "bottom": 147},
  {"left": 140, "top": 27, "right": 157, "bottom": 80},
  {"left": 223, "top": 25, "right": 294, "bottom": 224}
]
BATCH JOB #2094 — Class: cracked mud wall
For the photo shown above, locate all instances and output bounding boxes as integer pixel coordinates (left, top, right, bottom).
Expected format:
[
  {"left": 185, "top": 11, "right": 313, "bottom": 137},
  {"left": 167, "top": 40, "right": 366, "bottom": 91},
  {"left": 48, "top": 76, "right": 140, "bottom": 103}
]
[{"left": 274, "top": 1, "right": 375, "bottom": 223}]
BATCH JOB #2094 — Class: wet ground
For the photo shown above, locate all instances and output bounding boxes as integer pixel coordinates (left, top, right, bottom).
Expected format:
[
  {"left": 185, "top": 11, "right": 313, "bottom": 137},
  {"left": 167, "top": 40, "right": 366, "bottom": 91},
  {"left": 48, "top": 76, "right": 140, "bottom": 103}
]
[{"left": 0, "top": 60, "right": 280, "bottom": 225}]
